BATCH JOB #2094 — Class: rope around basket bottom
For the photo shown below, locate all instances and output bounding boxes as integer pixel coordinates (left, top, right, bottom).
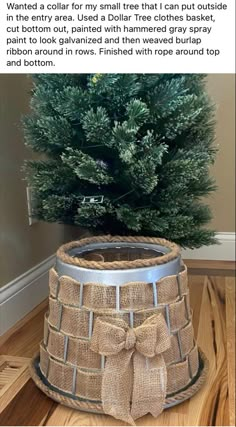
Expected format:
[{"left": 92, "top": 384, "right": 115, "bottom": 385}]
[{"left": 30, "top": 349, "right": 208, "bottom": 419}]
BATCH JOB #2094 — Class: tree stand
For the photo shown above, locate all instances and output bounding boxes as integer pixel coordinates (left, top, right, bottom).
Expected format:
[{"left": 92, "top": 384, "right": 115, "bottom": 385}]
[{"left": 30, "top": 235, "right": 208, "bottom": 425}]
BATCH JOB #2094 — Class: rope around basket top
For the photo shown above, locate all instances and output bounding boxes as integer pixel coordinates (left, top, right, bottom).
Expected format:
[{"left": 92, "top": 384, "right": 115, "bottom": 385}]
[{"left": 56, "top": 235, "right": 181, "bottom": 270}]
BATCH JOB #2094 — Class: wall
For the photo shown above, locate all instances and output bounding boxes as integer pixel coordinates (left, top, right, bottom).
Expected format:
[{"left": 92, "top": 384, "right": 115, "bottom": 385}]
[
  {"left": 206, "top": 74, "right": 235, "bottom": 232},
  {"left": 0, "top": 75, "right": 66, "bottom": 288}
]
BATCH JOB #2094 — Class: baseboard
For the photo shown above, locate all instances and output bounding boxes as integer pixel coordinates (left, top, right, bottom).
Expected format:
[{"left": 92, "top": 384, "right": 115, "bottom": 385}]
[
  {"left": 182, "top": 232, "right": 235, "bottom": 261},
  {"left": 0, "top": 255, "right": 55, "bottom": 336}
]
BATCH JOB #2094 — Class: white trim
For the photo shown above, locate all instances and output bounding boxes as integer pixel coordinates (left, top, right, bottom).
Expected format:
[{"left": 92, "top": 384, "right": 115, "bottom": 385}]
[
  {"left": 182, "top": 232, "right": 235, "bottom": 261},
  {"left": 0, "top": 255, "right": 55, "bottom": 336},
  {"left": 0, "top": 232, "right": 235, "bottom": 335}
]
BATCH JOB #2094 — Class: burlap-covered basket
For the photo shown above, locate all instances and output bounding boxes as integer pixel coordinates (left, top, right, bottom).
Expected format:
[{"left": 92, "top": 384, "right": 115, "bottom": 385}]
[{"left": 31, "top": 235, "right": 208, "bottom": 425}]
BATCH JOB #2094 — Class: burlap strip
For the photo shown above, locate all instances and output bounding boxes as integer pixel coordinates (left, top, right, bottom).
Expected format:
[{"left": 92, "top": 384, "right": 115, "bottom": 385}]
[
  {"left": 48, "top": 268, "right": 59, "bottom": 298},
  {"left": 44, "top": 314, "right": 193, "bottom": 368},
  {"left": 39, "top": 342, "right": 199, "bottom": 400},
  {"left": 49, "top": 265, "right": 188, "bottom": 309},
  {"left": 167, "top": 344, "right": 199, "bottom": 393},
  {"left": 48, "top": 295, "right": 190, "bottom": 339}
]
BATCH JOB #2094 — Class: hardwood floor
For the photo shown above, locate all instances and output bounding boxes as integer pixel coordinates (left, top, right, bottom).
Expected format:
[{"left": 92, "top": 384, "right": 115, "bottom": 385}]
[{"left": 0, "top": 270, "right": 235, "bottom": 426}]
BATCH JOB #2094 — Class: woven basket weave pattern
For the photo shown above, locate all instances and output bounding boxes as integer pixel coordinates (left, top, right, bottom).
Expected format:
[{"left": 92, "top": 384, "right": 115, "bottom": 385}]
[
  {"left": 29, "top": 237, "right": 208, "bottom": 422},
  {"left": 39, "top": 263, "right": 200, "bottom": 401}
]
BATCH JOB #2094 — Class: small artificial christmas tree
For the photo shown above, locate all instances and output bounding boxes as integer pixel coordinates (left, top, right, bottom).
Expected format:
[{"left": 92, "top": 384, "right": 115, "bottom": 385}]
[{"left": 24, "top": 74, "right": 217, "bottom": 248}]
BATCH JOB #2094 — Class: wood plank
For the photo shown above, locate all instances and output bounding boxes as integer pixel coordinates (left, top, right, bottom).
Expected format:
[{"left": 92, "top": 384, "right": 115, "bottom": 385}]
[
  {"left": 225, "top": 278, "right": 235, "bottom": 426},
  {"left": 45, "top": 402, "right": 189, "bottom": 426},
  {"left": 0, "top": 379, "right": 57, "bottom": 426},
  {"left": 0, "top": 303, "right": 48, "bottom": 358},
  {"left": 188, "top": 275, "right": 204, "bottom": 336},
  {"left": 184, "top": 259, "right": 235, "bottom": 272},
  {"left": 0, "top": 299, "right": 48, "bottom": 349},
  {"left": 185, "top": 260, "right": 235, "bottom": 277},
  {"left": 188, "top": 277, "right": 228, "bottom": 426}
]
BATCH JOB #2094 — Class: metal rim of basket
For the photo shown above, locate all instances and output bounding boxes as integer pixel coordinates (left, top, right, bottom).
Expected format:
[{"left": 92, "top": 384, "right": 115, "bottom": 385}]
[
  {"left": 56, "top": 240, "right": 181, "bottom": 286},
  {"left": 56, "top": 235, "right": 181, "bottom": 272}
]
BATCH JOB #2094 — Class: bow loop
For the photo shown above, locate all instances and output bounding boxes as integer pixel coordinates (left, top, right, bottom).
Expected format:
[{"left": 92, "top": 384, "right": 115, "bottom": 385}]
[
  {"left": 135, "top": 314, "right": 171, "bottom": 357},
  {"left": 90, "top": 317, "right": 128, "bottom": 356}
]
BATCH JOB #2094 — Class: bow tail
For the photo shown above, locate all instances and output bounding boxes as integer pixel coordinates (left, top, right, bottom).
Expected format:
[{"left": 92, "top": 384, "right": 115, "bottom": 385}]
[
  {"left": 131, "top": 353, "right": 167, "bottom": 421},
  {"left": 101, "top": 349, "right": 136, "bottom": 425}
]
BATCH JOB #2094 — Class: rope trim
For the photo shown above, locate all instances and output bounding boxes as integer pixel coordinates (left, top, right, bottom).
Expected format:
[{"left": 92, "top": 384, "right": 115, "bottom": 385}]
[
  {"left": 56, "top": 235, "right": 180, "bottom": 270},
  {"left": 30, "top": 349, "right": 208, "bottom": 413}
]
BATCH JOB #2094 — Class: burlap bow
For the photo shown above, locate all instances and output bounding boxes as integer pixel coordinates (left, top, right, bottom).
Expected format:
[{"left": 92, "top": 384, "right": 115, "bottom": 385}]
[{"left": 90, "top": 313, "right": 171, "bottom": 425}]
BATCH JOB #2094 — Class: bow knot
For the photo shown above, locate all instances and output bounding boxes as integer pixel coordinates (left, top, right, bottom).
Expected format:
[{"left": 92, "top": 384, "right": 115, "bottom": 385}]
[
  {"left": 90, "top": 314, "right": 171, "bottom": 425},
  {"left": 125, "top": 328, "right": 136, "bottom": 350}
]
